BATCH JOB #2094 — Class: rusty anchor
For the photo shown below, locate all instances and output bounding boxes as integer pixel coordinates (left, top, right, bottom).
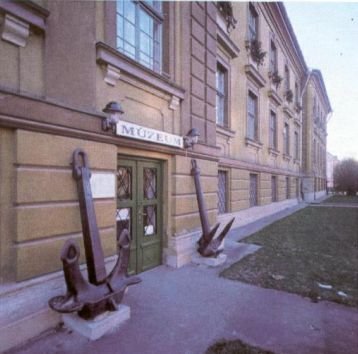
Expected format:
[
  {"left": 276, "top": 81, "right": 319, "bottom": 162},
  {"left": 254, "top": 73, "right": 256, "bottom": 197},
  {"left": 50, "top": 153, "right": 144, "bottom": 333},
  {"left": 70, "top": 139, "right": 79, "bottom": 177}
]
[
  {"left": 49, "top": 149, "right": 141, "bottom": 320},
  {"left": 191, "top": 159, "right": 235, "bottom": 257}
]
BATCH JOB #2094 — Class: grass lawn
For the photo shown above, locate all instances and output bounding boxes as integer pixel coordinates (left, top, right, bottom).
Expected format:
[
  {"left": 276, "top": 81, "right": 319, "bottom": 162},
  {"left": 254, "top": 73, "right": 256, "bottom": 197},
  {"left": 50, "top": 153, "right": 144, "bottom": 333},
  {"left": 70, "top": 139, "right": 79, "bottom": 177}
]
[
  {"left": 323, "top": 195, "right": 358, "bottom": 204},
  {"left": 221, "top": 207, "right": 358, "bottom": 307},
  {"left": 206, "top": 339, "right": 275, "bottom": 354}
]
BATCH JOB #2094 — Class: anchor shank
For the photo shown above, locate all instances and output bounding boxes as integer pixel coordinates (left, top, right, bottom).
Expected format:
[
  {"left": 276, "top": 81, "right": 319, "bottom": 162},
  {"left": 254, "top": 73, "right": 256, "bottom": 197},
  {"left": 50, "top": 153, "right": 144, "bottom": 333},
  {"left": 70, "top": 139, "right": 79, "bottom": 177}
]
[
  {"left": 74, "top": 151, "right": 106, "bottom": 285},
  {"left": 191, "top": 159, "right": 211, "bottom": 237}
]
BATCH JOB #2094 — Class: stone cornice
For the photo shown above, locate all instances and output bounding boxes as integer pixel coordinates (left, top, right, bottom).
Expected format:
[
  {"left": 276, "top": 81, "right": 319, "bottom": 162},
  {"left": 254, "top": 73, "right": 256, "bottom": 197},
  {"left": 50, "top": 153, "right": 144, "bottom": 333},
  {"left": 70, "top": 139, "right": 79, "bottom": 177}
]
[
  {"left": 261, "top": 3, "right": 307, "bottom": 80},
  {"left": 0, "top": 1, "right": 49, "bottom": 31},
  {"left": 244, "top": 64, "right": 266, "bottom": 88},
  {"left": 268, "top": 89, "right": 283, "bottom": 106},
  {"left": 217, "top": 25, "right": 240, "bottom": 59},
  {"left": 96, "top": 42, "right": 185, "bottom": 100}
]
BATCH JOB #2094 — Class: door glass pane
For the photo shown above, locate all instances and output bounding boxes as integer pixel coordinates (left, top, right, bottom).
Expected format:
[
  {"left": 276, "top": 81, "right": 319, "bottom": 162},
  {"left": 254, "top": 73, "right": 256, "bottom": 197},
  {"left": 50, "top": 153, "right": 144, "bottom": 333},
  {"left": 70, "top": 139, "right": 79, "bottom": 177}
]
[
  {"left": 116, "top": 207, "right": 131, "bottom": 239},
  {"left": 143, "top": 168, "right": 157, "bottom": 199},
  {"left": 117, "top": 166, "right": 132, "bottom": 200},
  {"left": 143, "top": 205, "right": 156, "bottom": 236}
]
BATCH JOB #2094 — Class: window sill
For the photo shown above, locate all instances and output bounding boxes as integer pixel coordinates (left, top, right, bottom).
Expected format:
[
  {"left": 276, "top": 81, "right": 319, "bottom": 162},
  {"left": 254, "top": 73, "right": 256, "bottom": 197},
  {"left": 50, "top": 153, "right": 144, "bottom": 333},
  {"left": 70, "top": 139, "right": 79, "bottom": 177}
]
[
  {"left": 245, "top": 138, "right": 263, "bottom": 149},
  {"left": 217, "top": 26, "right": 240, "bottom": 59},
  {"left": 216, "top": 125, "right": 236, "bottom": 138},
  {"left": 268, "top": 147, "right": 280, "bottom": 157},
  {"left": 283, "top": 105, "right": 294, "bottom": 119},
  {"left": 294, "top": 158, "right": 300, "bottom": 164},
  {"left": 267, "top": 89, "right": 283, "bottom": 106},
  {"left": 294, "top": 117, "right": 302, "bottom": 126},
  {"left": 244, "top": 64, "right": 266, "bottom": 88},
  {"left": 96, "top": 42, "right": 185, "bottom": 100},
  {"left": 283, "top": 154, "right": 292, "bottom": 161}
]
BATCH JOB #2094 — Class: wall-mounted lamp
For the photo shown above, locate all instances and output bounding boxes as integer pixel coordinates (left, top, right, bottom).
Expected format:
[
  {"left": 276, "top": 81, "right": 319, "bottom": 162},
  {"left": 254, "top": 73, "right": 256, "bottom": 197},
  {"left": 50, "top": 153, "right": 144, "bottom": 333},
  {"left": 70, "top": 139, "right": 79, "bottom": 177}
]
[
  {"left": 102, "top": 101, "right": 124, "bottom": 134},
  {"left": 183, "top": 128, "right": 200, "bottom": 149}
]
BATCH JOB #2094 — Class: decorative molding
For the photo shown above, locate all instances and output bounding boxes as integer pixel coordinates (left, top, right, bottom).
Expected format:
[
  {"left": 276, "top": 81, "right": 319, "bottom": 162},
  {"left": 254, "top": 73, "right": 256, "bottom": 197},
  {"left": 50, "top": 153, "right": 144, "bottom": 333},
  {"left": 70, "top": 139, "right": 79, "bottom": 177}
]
[
  {"left": 267, "top": 89, "right": 283, "bottom": 106},
  {"left": 103, "top": 64, "right": 121, "bottom": 86},
  {"left": 245, "top": 137, "right": 263, "bottom": 150},
  {"left": 1, "top": 13, "right": 30, "bottom": 47},
  {"left": 96, "top": 42, "right": 185, "bottom": 100},
  {"left": 169, "top": 95, "right": 180, "bottom": 110},
  {"left": 268, "top": 147, "right": 280, "bottom": 157},
  {"left": 217, "top": 26, "right": 240, "bottom": 59},
  {"left": 294, "top": 117, "right": 302, "bottom": 127},
  {"left": 245, "top": 64, "right": 266, "bottom": 88},
  {"left": 283, "top": 105, "right": 294, "bottom": 119},
  {"left": 283, "top": 154, "right": 292, "bottom": 161},
  {"left": 216, "top": 125, "right": 236, "bottom": 139},
  {"left": 0, "top": 1, "right": 49, "bottom": 31}
]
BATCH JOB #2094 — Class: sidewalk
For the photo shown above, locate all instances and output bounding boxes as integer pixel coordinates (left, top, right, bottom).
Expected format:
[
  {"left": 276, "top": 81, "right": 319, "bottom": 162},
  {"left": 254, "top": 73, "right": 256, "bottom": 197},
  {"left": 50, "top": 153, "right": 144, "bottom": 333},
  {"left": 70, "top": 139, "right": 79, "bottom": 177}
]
[{"left": 7, "top": 202, "right": 358, "bottom": 354}]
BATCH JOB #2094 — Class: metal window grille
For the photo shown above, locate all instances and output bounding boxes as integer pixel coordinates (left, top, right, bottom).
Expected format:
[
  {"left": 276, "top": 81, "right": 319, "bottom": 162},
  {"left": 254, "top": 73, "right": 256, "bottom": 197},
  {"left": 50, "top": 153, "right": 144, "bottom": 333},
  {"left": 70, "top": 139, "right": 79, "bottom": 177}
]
[
  {"left": 116, "top": 0, "right": 162, "bottom": 72},
  {"left": 249, "top": 174, "right": 258, "bottom": 207},
  {"left": 117, "top": 166, "right": 132, "bottom": 200},
  {"left": 286, "top": 177, "right": 290, "bottom": 199},
  {"left": 271, "top": 176, "right": 277, "bottom": 202},
  {"left": 218, "top": 171, "right": 228, "bottom": 214}
]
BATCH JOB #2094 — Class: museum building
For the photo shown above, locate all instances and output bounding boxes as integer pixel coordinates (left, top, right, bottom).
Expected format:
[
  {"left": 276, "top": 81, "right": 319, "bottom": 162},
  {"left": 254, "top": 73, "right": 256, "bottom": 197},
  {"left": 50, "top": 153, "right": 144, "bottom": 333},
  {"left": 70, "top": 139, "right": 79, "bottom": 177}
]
[{"left": 0, "top": 1, "right": 331, "bottom": 350}]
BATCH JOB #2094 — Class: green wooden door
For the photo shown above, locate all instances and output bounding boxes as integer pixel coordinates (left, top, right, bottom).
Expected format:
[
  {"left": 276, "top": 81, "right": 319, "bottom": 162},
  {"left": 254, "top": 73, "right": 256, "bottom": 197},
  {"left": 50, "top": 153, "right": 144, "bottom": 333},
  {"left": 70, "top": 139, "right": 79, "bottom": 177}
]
[{"left": 116, "top": 157, "right": 162, "bottom": 274}]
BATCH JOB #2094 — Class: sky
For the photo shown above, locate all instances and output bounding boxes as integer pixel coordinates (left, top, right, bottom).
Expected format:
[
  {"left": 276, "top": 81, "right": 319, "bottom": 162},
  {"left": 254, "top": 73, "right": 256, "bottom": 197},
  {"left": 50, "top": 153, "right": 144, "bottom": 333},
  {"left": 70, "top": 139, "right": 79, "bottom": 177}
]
[{"left": 284, "top": 2, "right": 358, "bottom": 161}]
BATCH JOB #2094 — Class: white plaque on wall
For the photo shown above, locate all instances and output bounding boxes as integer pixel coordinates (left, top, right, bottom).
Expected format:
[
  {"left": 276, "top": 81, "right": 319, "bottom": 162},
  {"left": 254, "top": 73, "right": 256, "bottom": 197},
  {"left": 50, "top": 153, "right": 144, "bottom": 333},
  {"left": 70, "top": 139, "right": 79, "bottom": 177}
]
[
  {"left": 90, "top": 173, "right": 115, "bottom": 199},
  {"left": 116, "top": 121, "right": 183, "bottom": 148}
]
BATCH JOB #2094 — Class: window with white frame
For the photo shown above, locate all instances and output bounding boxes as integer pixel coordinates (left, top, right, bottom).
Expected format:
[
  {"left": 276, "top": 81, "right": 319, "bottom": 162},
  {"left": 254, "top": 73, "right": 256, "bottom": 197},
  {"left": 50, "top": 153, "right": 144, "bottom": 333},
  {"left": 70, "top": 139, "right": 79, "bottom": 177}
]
[
  {"left": 283, "top": 122, "right": 289, "bottom": 155},
  {"left": 294, "top": 131, "right": 299, "bottom": 159},
  {"left": 116, "top": 0, "right": 162, "bottom": 72},
  {"left": 248, "top": 4, "right": 258, "bottom": 41},
  {"left": 269, "top": 110, "right": 277, "bottom": 149},
  {"left": 216, "top": 63, "right": 227, "bottom": 127},
  {"left": 269, "top": 40, "right": 277, "bottom": 73},
  {"left": 247, "top": 91, "right": 258, "bottom": 141}
]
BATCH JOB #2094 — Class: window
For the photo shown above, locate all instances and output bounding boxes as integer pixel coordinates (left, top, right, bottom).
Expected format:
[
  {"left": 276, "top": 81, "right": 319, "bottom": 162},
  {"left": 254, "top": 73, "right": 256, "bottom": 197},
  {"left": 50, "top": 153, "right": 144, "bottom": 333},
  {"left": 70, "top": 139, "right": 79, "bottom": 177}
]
[
  {"left": 248, "top": 4, "right": 258, "bottom": 41},
  {"left": 216, "top": 64, "right": 227, "bottom": 127},
  {"left": 271, "top": 176, "right": 277, "bottom": 202},
  {"left": 313, "top": 139, "right": 316, "bottom": 164},
  {"left": 283, "top": 123, "right": 289, "bottom": 155},
  {"left": 218, "top": 171, "right": 228, "bottom": 214},
  {"left": 116, "top": 0, "right": 162, "bottom": 72},
  {"left": 284, "top": 65, "right": 290, "bottom": 91},
  {"left": 249, "top": 174, "right": 258, "bottom": 207},
  {"left": 247, "top": 91, "right": 258, "bottom": 141},
  {"left": 286, "top": 177, "right": 290, "bottom": 199},
  {"left": 269, "top": 110, "right": 277, "bottom": 149},
  {"left": 269, "top": 40, "right": 277, "bottom": 73},
  {"left": 295, "top": 82, "right": 299, "bottom": 103},
  {"left": 296, "top": 178, "right": 299, "bottom": 198},
  {"left": 294, "top": 131, "right": 299, "bottom": 159}
]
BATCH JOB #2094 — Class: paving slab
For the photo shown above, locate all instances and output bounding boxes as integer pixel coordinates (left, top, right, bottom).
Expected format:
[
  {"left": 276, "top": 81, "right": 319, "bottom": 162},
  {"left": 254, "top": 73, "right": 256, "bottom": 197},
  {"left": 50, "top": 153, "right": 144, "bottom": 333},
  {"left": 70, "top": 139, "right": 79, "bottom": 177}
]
[{"left": 6, "top": 203, "right": 358, "bottom": 354}]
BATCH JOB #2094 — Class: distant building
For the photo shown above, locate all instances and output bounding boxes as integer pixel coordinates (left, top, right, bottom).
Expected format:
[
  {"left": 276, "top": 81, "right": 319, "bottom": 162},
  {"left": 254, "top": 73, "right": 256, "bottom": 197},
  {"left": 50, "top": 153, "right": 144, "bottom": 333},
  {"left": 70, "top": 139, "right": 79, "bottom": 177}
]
[
  {"left": 326, "top": 152, "right": 339, "bottom": 190},
  {"left": 301, "top": 70, "right": 332, "bottom": 201},
  {"left": 0, "top": 1, "right": 331, "bottom": 350}
]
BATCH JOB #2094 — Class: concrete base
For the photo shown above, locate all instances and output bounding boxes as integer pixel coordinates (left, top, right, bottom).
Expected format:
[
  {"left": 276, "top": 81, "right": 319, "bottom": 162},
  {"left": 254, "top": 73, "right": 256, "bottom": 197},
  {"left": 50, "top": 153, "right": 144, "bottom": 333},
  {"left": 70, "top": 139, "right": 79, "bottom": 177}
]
[
  {"left": 63, "top": 306, "right": 130, "bottom": 341},
  {"left": 191, "top": 253, "right": 227, "bottom": 267}
]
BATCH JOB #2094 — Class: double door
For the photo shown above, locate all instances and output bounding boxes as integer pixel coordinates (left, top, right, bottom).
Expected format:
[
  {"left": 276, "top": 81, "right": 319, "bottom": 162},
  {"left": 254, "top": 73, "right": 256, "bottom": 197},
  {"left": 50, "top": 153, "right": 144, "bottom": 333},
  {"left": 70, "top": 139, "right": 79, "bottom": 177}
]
[{"left": 116, "top": 157, "right": 162, "bottom": 274}]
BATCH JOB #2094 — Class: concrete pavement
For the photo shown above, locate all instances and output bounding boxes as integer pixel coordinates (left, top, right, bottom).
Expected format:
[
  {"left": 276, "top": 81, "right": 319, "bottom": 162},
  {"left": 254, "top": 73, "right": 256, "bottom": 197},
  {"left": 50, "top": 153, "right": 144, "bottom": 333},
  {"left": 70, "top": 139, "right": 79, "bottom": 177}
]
[{"left": 6, "top": 202, "right": 358, "bottom": 354}]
